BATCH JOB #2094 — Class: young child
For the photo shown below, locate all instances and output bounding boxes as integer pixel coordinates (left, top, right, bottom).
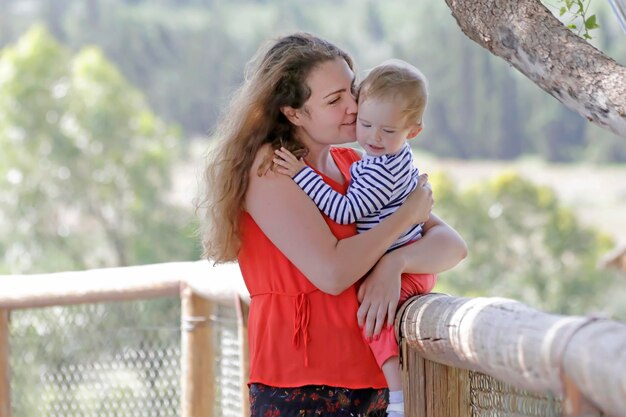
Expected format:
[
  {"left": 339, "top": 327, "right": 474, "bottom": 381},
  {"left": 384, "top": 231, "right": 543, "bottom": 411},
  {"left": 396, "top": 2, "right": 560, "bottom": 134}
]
[{"left": 273, "top": 59, "right": 435, "bottom": 417}]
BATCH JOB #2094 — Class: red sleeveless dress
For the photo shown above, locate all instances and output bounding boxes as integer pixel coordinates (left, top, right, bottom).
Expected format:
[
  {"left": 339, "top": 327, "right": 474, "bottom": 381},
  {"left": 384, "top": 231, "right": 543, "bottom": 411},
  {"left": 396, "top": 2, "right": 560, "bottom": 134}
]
[{"left": 238, "top": 147, "right": 387, "bottom": 388}]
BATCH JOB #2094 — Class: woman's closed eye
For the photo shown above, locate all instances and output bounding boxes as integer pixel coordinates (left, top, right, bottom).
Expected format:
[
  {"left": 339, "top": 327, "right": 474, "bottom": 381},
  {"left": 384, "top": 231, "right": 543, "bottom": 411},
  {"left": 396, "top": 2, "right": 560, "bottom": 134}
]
[{"left": 328, "top": 96, "right": 341, "bottom": 105}]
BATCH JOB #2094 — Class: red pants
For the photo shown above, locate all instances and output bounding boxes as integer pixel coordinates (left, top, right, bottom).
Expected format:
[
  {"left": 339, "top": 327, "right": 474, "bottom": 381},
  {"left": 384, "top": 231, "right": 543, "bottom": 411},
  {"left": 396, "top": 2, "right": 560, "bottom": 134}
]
[{"left": 366, "top": 272, "right": 437, "bottom": 368}]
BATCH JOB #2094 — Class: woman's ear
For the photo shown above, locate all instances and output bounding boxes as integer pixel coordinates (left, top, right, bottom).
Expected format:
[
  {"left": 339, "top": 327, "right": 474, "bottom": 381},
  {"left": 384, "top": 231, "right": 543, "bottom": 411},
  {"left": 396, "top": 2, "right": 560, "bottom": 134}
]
[{"left": 281, "top": 106, "right": 303, "bottom": 126}]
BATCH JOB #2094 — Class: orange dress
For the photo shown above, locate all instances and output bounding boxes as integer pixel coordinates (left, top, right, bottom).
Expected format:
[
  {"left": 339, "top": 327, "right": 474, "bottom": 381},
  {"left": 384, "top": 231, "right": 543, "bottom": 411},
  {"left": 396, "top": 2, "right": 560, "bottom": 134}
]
[{"left": 238, "top": 147, "right": 387, "bottom": 388}]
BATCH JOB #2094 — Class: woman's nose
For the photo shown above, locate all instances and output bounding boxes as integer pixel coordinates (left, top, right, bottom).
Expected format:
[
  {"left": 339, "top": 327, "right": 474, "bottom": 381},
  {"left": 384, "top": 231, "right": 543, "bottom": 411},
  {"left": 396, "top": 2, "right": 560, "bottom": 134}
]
[{"left": 346, "top": 94, "right": 357, "bottom": 114}]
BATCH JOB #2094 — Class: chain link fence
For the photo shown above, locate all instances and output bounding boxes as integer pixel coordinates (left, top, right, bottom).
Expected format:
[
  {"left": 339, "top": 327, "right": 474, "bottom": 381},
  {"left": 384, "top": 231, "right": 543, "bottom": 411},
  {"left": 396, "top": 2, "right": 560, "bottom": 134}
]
[
  {"left": 470, "top": 371, "right": 562, "bottom": 417},
  {"left": 9, "top": 298, "right": 243, "bottom": 417},
  {"left": 7, "top": 296, "right": 569, "bottom": 417}
]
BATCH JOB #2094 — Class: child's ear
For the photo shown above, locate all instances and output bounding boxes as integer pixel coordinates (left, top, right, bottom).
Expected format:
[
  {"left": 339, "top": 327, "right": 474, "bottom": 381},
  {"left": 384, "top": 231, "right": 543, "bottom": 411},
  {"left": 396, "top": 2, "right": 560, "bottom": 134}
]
[
  {"left": 407, "top": 124, "right": 423, "bottom": 139},
  {"left": 281, "top": 106, "right": 303, "bottom": 126}
]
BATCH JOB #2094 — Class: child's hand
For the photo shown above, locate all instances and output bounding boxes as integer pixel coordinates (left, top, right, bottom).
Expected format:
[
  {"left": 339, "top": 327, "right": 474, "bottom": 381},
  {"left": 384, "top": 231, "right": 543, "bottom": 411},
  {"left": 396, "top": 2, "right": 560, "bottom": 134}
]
[{"left": 273, "top": 147, "right": 306, "bottom": 177}]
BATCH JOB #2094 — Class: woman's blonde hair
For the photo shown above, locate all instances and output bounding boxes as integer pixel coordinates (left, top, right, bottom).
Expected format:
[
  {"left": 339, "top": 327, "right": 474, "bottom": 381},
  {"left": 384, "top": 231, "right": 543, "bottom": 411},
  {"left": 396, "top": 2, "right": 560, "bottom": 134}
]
[
  {"left": 198, "top": 33, "right": 353, "bottom": 263},
  {"left": 358, "top": 59, "right": 428, "bottom": 125}
]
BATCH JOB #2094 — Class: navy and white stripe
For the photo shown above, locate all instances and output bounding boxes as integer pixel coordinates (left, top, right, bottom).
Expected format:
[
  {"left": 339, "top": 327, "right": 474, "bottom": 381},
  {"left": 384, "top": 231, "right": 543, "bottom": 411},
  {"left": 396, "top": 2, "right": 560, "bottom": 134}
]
[{"left": 292, "top": 143, "right": 423, "bottom": 251}]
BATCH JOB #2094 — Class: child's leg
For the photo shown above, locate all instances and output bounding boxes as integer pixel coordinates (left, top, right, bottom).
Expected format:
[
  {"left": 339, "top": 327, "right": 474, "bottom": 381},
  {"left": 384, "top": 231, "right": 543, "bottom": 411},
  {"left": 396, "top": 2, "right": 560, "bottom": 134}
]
[
  {"left": 381, "top": 356, "right": 403, "bottom": 391},
  {"left": 382, "top": 357, "right": 404, "bottom": 417},
  {"left": 365, "top": 273, "right": 437, "bottom": 370},
  {"left": 365, "top": 273, "right": 437, "bottom": 417}
]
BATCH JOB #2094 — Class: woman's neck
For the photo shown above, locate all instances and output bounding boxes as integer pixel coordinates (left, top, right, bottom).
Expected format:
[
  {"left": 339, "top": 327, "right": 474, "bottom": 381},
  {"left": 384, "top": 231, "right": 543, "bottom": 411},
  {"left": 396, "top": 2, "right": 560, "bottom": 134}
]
[{"left": 304, "top": 143, "right": 343, "bottom": 183}]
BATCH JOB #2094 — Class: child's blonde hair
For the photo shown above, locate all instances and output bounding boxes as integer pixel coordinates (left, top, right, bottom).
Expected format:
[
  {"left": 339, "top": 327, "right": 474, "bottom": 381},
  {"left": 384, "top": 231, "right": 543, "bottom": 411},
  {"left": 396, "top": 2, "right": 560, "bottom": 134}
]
[{"left": 358, "top": 59, "right": 428, "bottom": 126}]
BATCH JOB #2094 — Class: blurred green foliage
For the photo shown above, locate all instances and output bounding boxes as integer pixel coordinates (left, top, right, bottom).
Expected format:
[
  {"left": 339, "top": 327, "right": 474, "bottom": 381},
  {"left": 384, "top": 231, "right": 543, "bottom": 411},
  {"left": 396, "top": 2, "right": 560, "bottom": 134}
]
[
  {"left": 0, "top": 0, "right": 626, "bottom": 415},
  {"left": 0, "top": 26, "right": 200, "bottom": 273},
  {"left": 0, "top": 1, "right": 622, "bottom": 312},
  {"left": 554, "top": 0, "right": 599, "bottom": 39},
  {"left": 431, "top": 171, "right": 625, "bottom": 319},
  {"left": 0, "top": 0, "right": 624, "bottom": 162},
  {"left": 0, "top": 7, "right": 623, "bottom": 414}
]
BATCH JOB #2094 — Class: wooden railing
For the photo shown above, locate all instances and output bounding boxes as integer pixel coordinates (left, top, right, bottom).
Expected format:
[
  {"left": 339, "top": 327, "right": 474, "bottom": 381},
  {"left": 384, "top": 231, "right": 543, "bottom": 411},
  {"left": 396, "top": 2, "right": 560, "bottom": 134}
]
[
  {"left": 0, "top": 261, "right": 248, "bottom": 417},
  {"left": 2, "top": 262, "right": 625, "bottom": 417},
  {"left": 396, "top": 294, "right": 626, "bottom": 417}
]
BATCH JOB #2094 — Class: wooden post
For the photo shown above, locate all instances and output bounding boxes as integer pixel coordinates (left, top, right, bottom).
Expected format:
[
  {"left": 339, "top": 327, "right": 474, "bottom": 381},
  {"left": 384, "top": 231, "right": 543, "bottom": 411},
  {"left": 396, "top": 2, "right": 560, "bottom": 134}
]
[
  {"left": 425, "top": 360, "right": 471, "bottom": 417},
  {"left": 0, "top": 309, "right": 10, "bottom": 417},
  {"left": 181, "top": 284, "right": 215, "bottom": 417},
  {"left": 401, "top": 339, "right": 471, "bottom": 417},
  {"left": 402, "top": 339, "right": 426, "bottom": 417},
  {"left": 235, "top": 296, "right": 250, "bottom": 417}
]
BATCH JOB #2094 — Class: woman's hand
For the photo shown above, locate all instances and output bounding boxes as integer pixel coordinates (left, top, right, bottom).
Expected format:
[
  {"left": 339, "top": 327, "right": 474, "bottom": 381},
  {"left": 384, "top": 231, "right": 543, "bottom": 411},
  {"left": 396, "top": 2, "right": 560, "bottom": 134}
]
[
  {"left": 273, "top": 147, "right": 307, "bottom": 177},
  {"left": 397, "top": 173, "right": 434, "bottom": 225},
  {"left": 356, "top": 254, "right": 403, "bottom": 339}
]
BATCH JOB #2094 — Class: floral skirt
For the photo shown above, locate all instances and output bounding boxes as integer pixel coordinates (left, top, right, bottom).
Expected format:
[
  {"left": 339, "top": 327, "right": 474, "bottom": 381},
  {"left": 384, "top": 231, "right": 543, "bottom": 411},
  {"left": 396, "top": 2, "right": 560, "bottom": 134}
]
[{"left": 249, "top": 383, "right": 388, "bottom": 417}]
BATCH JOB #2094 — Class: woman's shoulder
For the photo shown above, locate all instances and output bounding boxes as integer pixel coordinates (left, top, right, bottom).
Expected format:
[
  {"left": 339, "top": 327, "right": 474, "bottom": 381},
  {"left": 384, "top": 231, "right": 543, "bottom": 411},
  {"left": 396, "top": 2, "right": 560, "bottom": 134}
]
[{"left": 250, "top": 143, "right": 274, "bottom": 176}]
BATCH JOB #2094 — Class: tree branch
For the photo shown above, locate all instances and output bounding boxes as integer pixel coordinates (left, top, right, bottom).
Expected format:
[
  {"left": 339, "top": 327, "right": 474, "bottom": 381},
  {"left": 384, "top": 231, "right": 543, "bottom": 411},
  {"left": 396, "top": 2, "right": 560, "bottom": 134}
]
[{"left": 444, "top": 0, "right": 626, "bottom": 138}]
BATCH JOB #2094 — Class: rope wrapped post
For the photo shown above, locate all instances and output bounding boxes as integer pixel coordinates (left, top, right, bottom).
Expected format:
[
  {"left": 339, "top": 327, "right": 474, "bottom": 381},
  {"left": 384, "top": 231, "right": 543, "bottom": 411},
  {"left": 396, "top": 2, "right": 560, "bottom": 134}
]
[
  {"left": 181, "top": 284, "right": 216, "bottom": 417},
  {"left": 0, "top": 309, "right": 9, "bottom": 417},
  {"left": 396, "top": 294, "right": 626, "bottom": 417}
]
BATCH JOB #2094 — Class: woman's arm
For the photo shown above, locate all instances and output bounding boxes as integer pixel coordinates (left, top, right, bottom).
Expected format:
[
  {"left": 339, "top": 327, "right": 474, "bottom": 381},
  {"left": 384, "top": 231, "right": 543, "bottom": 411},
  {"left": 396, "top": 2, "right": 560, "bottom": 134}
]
[
  {"left": 357, "top": 213, "right": 467, "bottom": 337},
  {"left": 245, "top": 146, "right": 433, "bottom": 295}
]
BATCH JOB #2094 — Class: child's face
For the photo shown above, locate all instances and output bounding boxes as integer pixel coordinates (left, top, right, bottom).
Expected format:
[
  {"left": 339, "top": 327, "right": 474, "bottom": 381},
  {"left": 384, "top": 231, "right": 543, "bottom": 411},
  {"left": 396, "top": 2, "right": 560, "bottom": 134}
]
[{"left": 356, "top": 97, "right": 420, "bottom": 157}]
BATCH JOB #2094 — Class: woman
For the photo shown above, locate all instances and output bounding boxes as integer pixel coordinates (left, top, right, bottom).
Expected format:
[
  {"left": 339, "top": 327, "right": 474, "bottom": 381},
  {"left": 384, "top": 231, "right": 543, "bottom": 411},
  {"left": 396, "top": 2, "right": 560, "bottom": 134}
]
[{"left": 199, "top": 33, "right": 467, "bottom": 416}]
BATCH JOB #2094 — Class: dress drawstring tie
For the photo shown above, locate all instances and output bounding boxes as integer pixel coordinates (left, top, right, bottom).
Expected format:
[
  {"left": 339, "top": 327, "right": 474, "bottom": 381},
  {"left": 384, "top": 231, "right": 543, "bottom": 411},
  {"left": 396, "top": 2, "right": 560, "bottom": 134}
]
[
  {"left": 292, "top": 292, "right": 311, "bottom": 367},
  {"left": 250, "top": 291, "right": 313, "bottom": 367}
]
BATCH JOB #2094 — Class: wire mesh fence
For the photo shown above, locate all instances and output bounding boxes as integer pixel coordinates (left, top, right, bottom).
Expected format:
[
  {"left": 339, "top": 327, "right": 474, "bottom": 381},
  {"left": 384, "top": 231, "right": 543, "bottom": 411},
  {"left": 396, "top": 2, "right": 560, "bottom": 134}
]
[
  {"left": 9, "top": 298, "right": 243, "bottom": 417},
  {"left": 470, "top": 371, "right": 562, "bottom": 417},
  {"left": 6, "top": 295, "right": 568, "bottom": 417}
]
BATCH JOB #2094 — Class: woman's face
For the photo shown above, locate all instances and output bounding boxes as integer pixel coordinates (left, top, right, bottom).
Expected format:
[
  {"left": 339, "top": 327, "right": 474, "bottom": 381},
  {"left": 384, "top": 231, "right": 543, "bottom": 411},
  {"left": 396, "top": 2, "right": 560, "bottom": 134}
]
[{"left": 292, "top": 58, "right": 358, "bottom": 146}]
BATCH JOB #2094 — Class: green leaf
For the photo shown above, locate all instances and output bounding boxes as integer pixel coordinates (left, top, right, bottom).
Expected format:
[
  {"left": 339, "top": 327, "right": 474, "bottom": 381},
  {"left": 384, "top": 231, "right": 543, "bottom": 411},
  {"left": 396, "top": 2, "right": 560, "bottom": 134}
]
[
  {"left": 559, "top": 7, "right": 567, "bottom": 16},
  {"left": 585, "top": 14, "right": 599, "bottom": 30},
  {"left": 565, "top": 0, "right": 575, "bottom": 9},
  {"left": 567, "top": 23, "right": 577, "bottom": 30}
]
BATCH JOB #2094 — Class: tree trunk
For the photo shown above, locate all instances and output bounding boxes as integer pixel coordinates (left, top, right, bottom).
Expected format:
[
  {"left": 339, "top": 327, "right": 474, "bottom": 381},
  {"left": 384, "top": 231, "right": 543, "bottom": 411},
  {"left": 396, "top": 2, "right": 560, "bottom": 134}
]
[{"left": 443, "top": 0, "right": 626, "bottom": 138}]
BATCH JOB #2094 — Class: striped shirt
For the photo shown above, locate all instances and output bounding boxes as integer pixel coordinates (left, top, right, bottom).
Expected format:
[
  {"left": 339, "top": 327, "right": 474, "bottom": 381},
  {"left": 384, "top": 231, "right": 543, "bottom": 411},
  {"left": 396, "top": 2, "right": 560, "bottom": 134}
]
[{"left": 292, "top": 143, "right": 422, "bottom": 251}]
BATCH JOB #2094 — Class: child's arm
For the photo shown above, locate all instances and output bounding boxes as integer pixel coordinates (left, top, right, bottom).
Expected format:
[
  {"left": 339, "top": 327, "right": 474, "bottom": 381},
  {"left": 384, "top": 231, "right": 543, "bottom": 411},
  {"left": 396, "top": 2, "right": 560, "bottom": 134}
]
[{"left": 274, "top": 147, "right": 399, "bottom": 224}]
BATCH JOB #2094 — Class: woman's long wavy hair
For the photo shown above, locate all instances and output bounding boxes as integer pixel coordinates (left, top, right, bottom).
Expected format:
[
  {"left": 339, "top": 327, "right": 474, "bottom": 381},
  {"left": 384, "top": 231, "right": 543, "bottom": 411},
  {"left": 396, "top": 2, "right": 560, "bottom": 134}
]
[{"left": 198, "top": 33, "right": 353, "bottom": 263}]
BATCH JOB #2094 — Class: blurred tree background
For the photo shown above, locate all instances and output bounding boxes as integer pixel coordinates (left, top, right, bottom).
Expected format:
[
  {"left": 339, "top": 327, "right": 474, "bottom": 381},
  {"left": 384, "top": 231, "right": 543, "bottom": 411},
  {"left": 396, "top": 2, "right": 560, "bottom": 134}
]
[
  {"left": 0, "top": 0, "right": 624, "bottom": 315},
  {"left": 1, "top": 0, "right": 625, "bottom": 414},
  {"left": 1, "top": 0, "right": 625, "bottom": 162},
  {"left": 0, "top": 25, "right": 199, "bottom": 274}
]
